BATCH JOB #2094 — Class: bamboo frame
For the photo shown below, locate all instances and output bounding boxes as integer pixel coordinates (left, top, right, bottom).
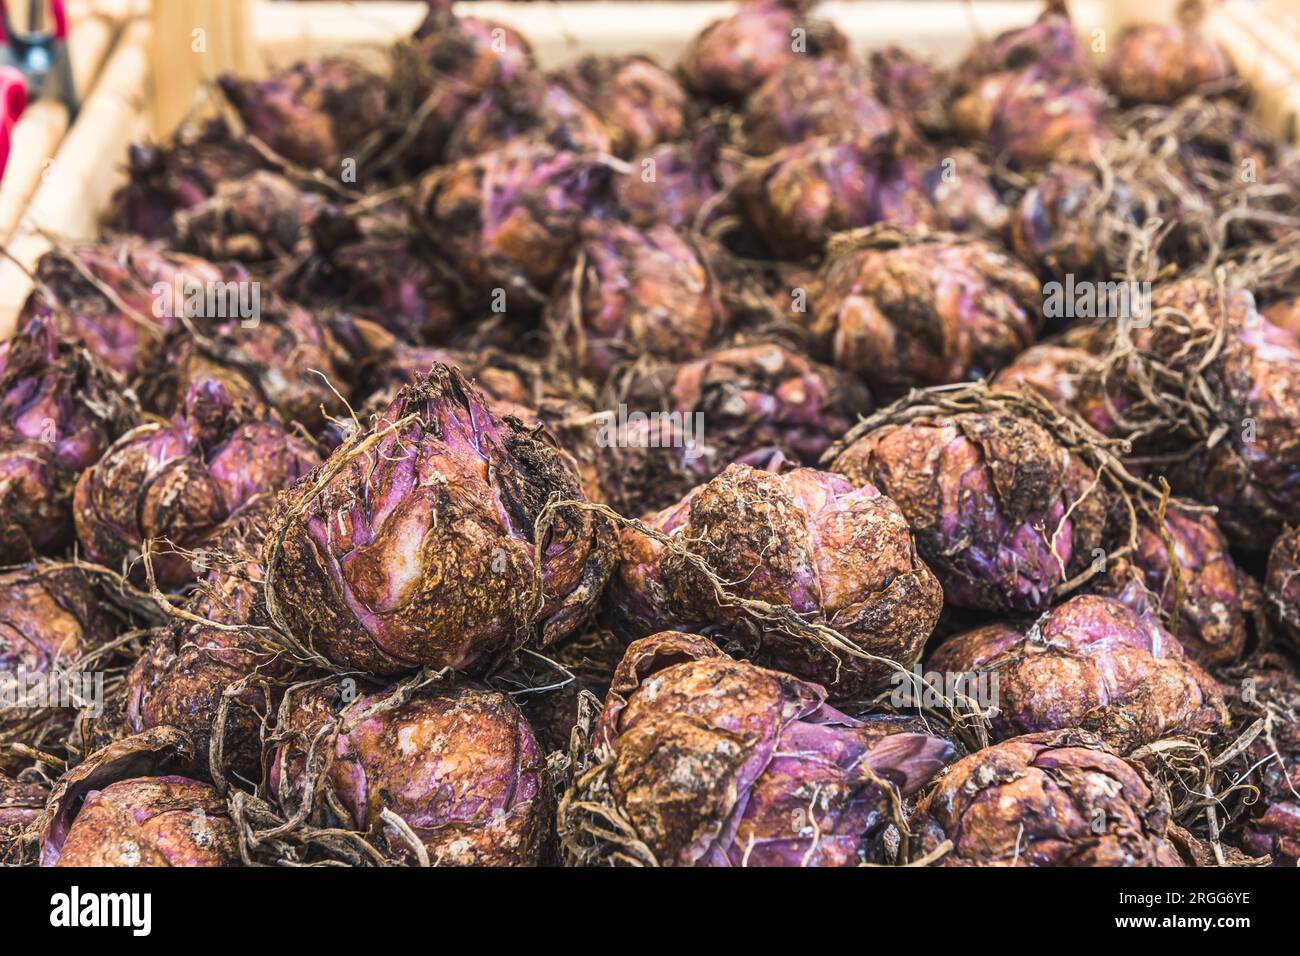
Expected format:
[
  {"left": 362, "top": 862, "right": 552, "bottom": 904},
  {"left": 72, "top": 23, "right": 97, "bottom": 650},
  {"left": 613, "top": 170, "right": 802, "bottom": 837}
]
[
  {"left": 0, "top": 18, "right": 152, "bottom": 334},
  {"left": 0, "top": 8, "right": 122, "bottom": 244}
]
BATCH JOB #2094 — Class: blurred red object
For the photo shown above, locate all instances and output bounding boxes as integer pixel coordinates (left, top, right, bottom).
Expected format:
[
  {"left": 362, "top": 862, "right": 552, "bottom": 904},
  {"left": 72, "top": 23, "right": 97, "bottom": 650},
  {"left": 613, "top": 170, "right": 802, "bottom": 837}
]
[{"left": 0, "top": 65, "right": 27, "bottom": 182}]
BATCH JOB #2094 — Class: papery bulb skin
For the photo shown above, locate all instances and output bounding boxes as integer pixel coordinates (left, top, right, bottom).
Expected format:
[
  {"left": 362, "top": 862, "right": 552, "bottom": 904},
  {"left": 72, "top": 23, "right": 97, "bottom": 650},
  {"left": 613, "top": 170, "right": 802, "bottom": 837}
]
[
  {"left": 912, "top": 729, "right": 1184, "bottom": 867},
  {"left": 811, "top": 235, "right": 1040, "bottom": 399},
  {"left": 869, "top": 46, "right": 950, "bottom": 137},
  {"left": 922, "top": 149, "right": 1010, "bottom": 239},
  {"left": 264, "top": 364, "right": 614, "bottom": 675},
  {"left": 1009, "top": 163, "right": 1145, "bottom": 280},
  {"left": 953, "top": 8, "right": 1094, "bottom": 91},
  {"left": 270, "top": 682, "right": 552, "bottom": 865},
  {"left": 0, "top": 316, "right": 136, "bottom": 560},
  {"left": 829, "top": 404, "right": 1108, "bottom": 614},
  {"left": 1101, "top": 23, "right": 1233, "bottom": 105},
  {"left": 927, "top": 594, "right": 1228, "bottom": 753},
  {"left": 559, "top": 631, "right": 954, "bottom": 866},
  {"left": 992, "top": 335, "right": 1128, "bottom": 438},
  {"left": 74, "top": 379, "right": 319, "bottom": 588},
  {"left": 547, "top": 219, "right": 724, "bottom": 381},
  {"left": 52, "top": 776, "right": 238, "bottom": 867},
  {"left": 218, "top": 58, "right": 389, "bottom": 170},
  {"left": 0, "top": 773, "right": 47, "bottom": 863},
  {"left": 610, "top": 464, "right": 941, "bottom": 694},
  {"left": 677, "top": 0, "right": 849, "bottom": 101}
]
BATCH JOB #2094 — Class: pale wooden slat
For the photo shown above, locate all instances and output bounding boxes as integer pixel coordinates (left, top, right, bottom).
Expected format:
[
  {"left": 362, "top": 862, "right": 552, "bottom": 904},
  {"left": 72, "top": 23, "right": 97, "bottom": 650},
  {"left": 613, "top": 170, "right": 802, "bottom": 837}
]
[
  {"left": 1206, "top": 0, "right": 1300, "bottom": 143},
  {"left": 252, "top": 1, "right": 1102, "bottom": 74},
  {"left": 150, "top": 0, "right": 203, "bottom": 135}
]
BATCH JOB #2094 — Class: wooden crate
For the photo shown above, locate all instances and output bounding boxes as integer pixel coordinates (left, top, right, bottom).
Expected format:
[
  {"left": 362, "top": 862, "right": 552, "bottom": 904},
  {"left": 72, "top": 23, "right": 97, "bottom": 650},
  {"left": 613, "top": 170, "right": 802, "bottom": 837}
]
[{"left": 0, "top": 0, "right": 1293, "bottom": 337}]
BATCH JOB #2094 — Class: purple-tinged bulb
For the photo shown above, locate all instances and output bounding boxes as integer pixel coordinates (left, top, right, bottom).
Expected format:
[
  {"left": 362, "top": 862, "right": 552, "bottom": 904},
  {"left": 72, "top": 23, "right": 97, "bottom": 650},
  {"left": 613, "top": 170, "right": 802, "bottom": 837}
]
[
  {"left": 137, "top": 285, "right": 350, "bottom": 433},
  {"left": 46, "top": 775, "right": 239, "bottom": 867},
  {"left": 677, "top": 0, "right": 849, "bottom": 101},
  {"left": 554, "top": 55, "right": 688, "bottom": 158},
  {"left": 416, "top": 143, "right": 614, "bottom": 303},
  {"left": 391, "top": 5, "right": 536, "bottom": 168},
  {"left": 106, "top": 118, "right": 266, "bottom": 240},
  {"left": 1141, "top": 281, "right": 1300, "bottom": 546},
  {"left": 124, "top": 499, "right": 288, "bottom": 780},
  {"left": 560, "top": 631, "right": 954, "bottom": 867},
  {"left": 172, "top": 170, "right": 322, "bottom": 263},
  {"left": 739, "top": 58, "right": 894, "bottom": 156},
  {"left": 0, "top": 316, "right": 136, "bottom": 560},
  {"left": 547, "top": 219, "right": 724, "bottom": 381},
  {"left": 869, "top": 46, "right": 950, "bottom": 137},
  {"left": 950, "top": 64, "right": 1109, "bottom": 169},
  {"left": 611, "top": 464, "right": 942, "bottom": 693},
  {"left": 445, "top": 73, "right": 613, "bottom": 161},
  {"left": 270, "top": 682, "right": 552, "bottom": 865},
  {"left": 617, "top": 140, "right": 720, "bottom": 231},
  {"left": 0, "top": 564, "right": 118, "bottom": 693},
  {"left": 1124, "top": 508, "right": 1249, "bottom": 667},
  {"left": 264, "top": 364, "right": 615, "bottom": 675},
  {"left": 736, "top": 131, "right": 935, "bottom": 259},
  {"left": 74, "top": 379, "right": 319, "bottom": 588},
  {"left": 218, "top": 58, "right": 389, "bottom": 170},
  {"left": 604, "top": 341, "right": 870, "bottom": 516},
  {"left": 953, "top": 7, "right": 1094, "bottom": 91},
  {"left": 912, "top": 729, "right": 1184, "bottom": 867},
  {"left": 1266, "top": 526, "right": 1300, "bottom": 653},
  {"left": 811, "top": 235, "right": 1040, "bottom": 399},
  {"left": 829, "top": 404, "right": 1109, "bottom": 614},
  {"left": 20, "top": 242, "right": 227, "bottom": 379},
  {"left": 922, "top": 149, "right": 1010, "bottom": 238},
  {"left": 39, "top": 727, "right": 238, "bottom": 867},
  {"left": 284, "top": 203, "right": 460, "bottom": 344},
  {"left": 928, "top": 594, "right": 1228, "bottom": 753},
  {"left": 1101, "top": 23, "right": 1233, "bottom": 105}
]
